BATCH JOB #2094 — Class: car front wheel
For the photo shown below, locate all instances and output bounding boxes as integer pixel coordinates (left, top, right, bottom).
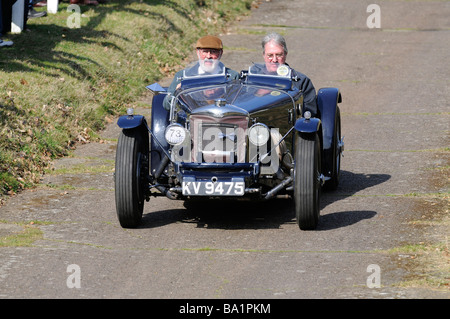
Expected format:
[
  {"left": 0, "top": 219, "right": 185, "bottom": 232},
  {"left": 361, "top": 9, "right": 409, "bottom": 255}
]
[
  {"left": 294, "top": 132, "right": 321, "bottom": 230},
  {"left": 115, "top": 127, "right": 149, "bottom": 228}
]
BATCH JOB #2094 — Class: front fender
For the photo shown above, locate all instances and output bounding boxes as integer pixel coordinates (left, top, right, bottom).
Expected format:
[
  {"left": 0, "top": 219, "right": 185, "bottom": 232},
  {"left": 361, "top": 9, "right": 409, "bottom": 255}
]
[
  {"left": 150, "top": 93, "right": 170, "bottom": 176},
  {"left": 317, "top": 87, "right": 341, "bottom": 150},
  {"left": 117, "top": 114, "right": 146, "bottom": 129},
  {"left": 317, "top": 87, "right": 342, "bottom": 179}
]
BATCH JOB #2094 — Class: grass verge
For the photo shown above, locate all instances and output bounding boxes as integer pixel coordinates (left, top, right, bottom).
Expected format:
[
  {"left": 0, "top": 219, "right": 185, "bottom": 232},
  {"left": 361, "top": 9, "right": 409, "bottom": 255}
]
[{"left": 0, "top": 0, "right": 254, "bottom": 201}]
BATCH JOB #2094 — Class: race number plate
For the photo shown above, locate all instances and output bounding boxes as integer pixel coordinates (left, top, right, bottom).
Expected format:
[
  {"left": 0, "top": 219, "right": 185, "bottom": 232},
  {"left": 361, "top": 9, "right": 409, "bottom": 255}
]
[{"left": 182, "top": 178, "right": 245, "bottom": 196}]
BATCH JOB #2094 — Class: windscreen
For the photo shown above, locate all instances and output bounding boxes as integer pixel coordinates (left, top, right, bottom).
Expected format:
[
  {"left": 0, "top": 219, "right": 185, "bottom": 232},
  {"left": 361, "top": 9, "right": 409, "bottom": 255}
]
[
  {"left": 175, "top": 82, "right": 241, "bottom": 111},
  {"left": 183, "top": 61, "right": 226, "bottom": 78},
  {"left": 248, "top": 63, "right": 292, "bottom": 77}
]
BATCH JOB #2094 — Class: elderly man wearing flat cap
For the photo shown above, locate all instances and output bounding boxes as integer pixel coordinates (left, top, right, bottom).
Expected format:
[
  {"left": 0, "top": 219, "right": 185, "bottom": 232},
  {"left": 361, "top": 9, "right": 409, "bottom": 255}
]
[{"left": 163, "top": 35, "right": 239, "bottom": 109}]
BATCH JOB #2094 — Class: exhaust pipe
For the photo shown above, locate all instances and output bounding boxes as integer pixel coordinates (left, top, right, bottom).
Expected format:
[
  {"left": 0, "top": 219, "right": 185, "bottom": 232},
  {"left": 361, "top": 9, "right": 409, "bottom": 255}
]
[{"left": 263, "top": 176, "right": 292, "bottom": 200}]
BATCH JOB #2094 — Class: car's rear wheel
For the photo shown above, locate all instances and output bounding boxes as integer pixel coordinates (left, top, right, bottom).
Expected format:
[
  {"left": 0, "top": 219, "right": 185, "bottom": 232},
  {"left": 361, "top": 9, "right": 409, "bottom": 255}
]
[
  {"left": 324, "top": 106, "right": 341, "bottom": 191},
  {"left": 115, "top": 127, "right": 149, "bottom": 228},
  {"left": 294, "top": 132, "right": 321, "bottom": 230}
]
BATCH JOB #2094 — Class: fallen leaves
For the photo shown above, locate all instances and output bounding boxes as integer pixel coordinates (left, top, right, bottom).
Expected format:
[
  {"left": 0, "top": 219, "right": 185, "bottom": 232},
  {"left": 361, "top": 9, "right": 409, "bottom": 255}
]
[{"left": 76, "top": 127, "right": 92, "bottom": 144}]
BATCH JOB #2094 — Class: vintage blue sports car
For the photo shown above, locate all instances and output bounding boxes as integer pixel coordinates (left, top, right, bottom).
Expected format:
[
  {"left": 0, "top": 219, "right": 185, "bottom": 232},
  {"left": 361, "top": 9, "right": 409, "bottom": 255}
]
[{"left": 114, "top": 62, "right": 343, "bottom": 230}]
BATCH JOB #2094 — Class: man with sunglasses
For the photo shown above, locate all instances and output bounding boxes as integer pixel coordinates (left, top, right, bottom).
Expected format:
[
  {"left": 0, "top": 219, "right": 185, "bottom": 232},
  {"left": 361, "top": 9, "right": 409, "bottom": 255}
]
[
  {"left": 261, "top": 32, "right": 318, "bottom": 117},
  {"left": 163, "top": 35, "right": 239, "bottom": 109}
]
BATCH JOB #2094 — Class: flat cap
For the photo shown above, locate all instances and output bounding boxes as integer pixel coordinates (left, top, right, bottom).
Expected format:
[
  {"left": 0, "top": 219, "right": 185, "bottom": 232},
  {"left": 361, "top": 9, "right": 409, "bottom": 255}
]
[{"left": 196, "top": 35, "right": 223, "bottom": 50}]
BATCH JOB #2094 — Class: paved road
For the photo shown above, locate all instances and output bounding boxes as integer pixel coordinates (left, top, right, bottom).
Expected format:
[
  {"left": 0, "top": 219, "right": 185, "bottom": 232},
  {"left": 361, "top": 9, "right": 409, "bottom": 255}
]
[{"left": 0, "top": 0, "right": 448, "bottom": 300}]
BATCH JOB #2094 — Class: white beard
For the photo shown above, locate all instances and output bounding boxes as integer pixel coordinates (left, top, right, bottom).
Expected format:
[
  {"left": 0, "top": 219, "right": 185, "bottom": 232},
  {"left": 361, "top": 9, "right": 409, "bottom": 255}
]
[{"left": 198, "top": 59, "right": 220, "bottom": 74}]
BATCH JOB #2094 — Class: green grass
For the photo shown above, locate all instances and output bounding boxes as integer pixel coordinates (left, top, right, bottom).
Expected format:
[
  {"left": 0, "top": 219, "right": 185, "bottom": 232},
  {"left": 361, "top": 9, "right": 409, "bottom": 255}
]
[
  {"left": 0, "top": 0, "right": 253, "bottom": 197},
  {"left": 389, "top": 241, "right": 450, "bottom": 290},
  {"left": 0, "top": 220, "right": 49, "bottom": 247}
]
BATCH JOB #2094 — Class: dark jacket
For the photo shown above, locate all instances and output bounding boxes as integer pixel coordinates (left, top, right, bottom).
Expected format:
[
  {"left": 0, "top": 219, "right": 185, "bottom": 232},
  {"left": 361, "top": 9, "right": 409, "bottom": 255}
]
[
  {"left": 291, "top": 69, "right": 318, "bottom": 117},
  {"left": 250, "top": 63, "right": 317, "bottom": 117}
]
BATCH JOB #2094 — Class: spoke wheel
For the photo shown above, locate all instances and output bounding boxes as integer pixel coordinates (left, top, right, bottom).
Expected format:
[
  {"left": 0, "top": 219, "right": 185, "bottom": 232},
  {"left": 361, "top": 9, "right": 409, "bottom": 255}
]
[{"left": 294, "top": 133, "right": 321, "bottom": 230}]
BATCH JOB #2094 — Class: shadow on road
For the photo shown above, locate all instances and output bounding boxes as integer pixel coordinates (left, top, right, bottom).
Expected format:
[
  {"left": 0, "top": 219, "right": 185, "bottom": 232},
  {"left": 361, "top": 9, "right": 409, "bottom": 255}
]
[
  {"left": 334, "top": 171, "right": 392, "bottom": 197},
  {"left": 317, "top": 210, "right": 377, "bottom": 231},
  {"left": 140, "top": 198, "right": 294, "bottom": 230},
  {"left": 138, "top": 170, "right": 390, "bottom": 231}
]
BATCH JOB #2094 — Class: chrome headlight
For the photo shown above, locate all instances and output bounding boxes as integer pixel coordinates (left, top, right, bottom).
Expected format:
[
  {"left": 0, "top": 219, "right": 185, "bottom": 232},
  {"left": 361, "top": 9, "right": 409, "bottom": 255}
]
[
  {"left": 165, "top": 123, "right": 186, "bottom": 146},
  {"left": 248, "top": 123, "right": 270, "bottom": 146}
]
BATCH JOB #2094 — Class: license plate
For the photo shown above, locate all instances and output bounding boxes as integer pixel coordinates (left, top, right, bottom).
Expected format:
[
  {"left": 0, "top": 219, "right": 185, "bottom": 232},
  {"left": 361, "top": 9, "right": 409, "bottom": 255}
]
[{"left": 182, "top": 179, "right": 245, "bottom": 196}]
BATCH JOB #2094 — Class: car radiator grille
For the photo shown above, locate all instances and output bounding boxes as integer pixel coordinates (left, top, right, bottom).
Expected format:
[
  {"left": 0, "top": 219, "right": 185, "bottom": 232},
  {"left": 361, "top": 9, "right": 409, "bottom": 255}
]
[{"left": 190, "top": 115, "right": 248, "bottom": 163}]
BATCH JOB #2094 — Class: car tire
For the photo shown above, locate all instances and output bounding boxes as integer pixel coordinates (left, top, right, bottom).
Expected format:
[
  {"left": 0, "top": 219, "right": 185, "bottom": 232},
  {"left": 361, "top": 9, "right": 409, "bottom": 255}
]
[
  {"left": 294, "top": 132, "right": 321, "bottom": 230},
  {"left": 115, "top": 127, "right": 149, "bottom": 228}
]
